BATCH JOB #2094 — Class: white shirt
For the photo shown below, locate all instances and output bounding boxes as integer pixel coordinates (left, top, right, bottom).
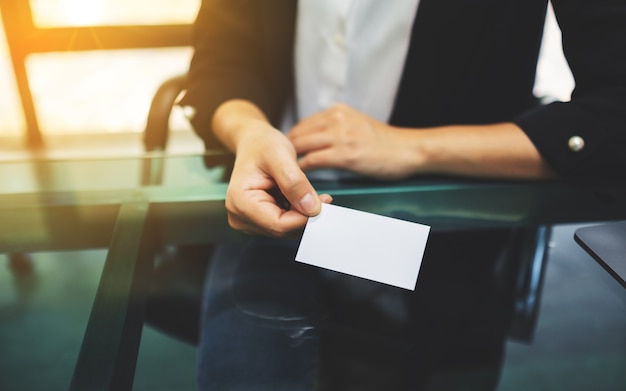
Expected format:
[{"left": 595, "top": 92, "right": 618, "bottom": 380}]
[{"left": 293, "top": 0, "right": 420, "bottom": 124}]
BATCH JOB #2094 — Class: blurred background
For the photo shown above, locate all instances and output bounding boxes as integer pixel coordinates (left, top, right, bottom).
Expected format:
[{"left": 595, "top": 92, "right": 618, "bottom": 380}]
[
  {"left": 0, "top": 1, "right": 573, "bottom": 160},
  {"left": 0, "top": 0, "right": 203, "bottom": 159}
]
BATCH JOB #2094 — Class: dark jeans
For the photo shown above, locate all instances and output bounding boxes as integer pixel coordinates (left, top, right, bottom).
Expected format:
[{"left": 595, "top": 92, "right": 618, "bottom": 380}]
[{"left": 197, "top": 229, "right": 518, "bottom": 391}]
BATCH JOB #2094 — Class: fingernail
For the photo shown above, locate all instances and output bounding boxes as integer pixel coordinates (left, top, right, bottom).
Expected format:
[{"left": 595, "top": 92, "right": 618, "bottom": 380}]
[{"left": 298, "top": 193, "right": 318, "bottom": 214}]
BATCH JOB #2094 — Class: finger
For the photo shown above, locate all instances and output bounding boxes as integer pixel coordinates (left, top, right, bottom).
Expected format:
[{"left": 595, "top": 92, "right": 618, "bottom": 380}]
[
  {"left": 289, "top": 132, "right": 334, "bottom": 155},
  {"left": 228, "top": 203, "right": 307, "bottom": 238},
  {"left": 297, "top": 148, "right": 346, "bottom": 172},
  {"left": 288, "top": 111, "right": 330, "bottom": 138},
  {"left": 262, "top": 158, "right": 322, "bottom": 217},
  {"left": 319, "top": 193, "right": 333, "bottom": 204}
]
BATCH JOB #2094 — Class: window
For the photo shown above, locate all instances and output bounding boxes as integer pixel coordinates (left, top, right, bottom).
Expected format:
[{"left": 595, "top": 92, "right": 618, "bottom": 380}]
[
  {"left": 0, "top": 12, "right": 25, "bottom": 136},
  {"left": 25, "top": 48, "right": 194, "bottom": 134},
  {"left": 1, "top": 0, "right": 199, "bottom": 138},
  {"left": 30, "top": 0, "right": 199, "bottom": 27}
]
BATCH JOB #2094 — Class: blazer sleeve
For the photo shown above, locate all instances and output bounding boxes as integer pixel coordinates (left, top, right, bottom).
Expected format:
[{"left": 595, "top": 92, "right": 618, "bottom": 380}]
[
  {"left": 179, "top": 0, "right": 295, "bottom": 149},
  {"left": 513, "top": 0, "right": 626, "bottom": 185}
]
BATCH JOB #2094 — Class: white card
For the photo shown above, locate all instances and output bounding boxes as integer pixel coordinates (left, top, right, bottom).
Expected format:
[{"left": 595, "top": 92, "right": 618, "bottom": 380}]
[{"left": 295, "top": 203, "right": 430, "bottom": 290}]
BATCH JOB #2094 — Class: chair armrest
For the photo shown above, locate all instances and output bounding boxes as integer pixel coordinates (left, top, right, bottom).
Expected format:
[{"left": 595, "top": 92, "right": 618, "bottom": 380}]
[{"left": 143, "top": 73, "right": 187, "bottom": 152}]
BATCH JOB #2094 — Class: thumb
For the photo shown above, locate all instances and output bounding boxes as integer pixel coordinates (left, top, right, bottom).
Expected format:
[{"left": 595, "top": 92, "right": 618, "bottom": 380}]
[
  {"left": 294, "top": 190, "right": 322, "bottom": 216},
  {"left": 270, "top": 163, "right": 321, "bottom": 216}
]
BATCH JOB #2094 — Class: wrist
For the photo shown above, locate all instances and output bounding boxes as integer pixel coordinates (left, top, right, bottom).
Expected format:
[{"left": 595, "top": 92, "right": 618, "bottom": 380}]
[
  {"left": 212, "top": 99, "right": 273, "bottom": 152},
  {"left": 385, "top": 126, "right": 433, "bottom": 177}
]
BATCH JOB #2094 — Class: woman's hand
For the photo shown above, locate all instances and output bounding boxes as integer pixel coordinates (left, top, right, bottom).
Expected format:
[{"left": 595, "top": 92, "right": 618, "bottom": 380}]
[
  {"left": 227, "top": 126, "right": 332, "bottom": 237},
  {"left": 288, "top": 103, "right": 557, "bottom": 180},
  {"left": 213, "top": 100, "right": 332, "bottom": 238},
  {"left": 287, "top": 104, "right": 416, "bottom": 179}
]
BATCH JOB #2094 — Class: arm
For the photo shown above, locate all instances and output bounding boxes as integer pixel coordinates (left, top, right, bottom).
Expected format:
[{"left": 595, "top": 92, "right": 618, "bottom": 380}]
[
  {"left": 513, "top": 0, "right": 626, "bottom": 185},
  {"left": 181, "top": 1, "right": 323, "bottom": 237},
  {"left": 288, "top": 104, "right": 556, "bottom": 180},
  {"left": 289, "top": 0, "right": 626, "bottom": 184},
  {"left": 401, "top": 122, "right": 556, "bottom": 179},
  {"left": 179, "top": 0, "right": 295, "bottom": 150}
]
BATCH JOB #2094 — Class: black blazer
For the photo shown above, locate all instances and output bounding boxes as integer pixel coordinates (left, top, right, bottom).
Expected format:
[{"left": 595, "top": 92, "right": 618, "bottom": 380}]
[{"left": 181, "top": 0, "right": 626, "bottom": 184}]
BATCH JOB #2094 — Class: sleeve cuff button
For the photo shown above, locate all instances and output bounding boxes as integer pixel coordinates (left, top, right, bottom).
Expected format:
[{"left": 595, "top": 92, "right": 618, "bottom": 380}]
[
  {"left": 568, "top": 136, "right": 585, "bottom": 152},
  {"left": 182, "top": 105, "right": 196, "bottom": 120}
]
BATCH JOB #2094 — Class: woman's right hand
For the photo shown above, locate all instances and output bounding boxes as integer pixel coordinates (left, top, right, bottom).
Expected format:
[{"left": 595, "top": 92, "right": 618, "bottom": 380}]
[{"left": 213, "top": 100, "right": 331, "bottom": 238}]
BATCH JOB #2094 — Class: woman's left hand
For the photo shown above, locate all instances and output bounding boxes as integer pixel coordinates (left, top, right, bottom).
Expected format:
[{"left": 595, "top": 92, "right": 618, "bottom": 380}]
[{"left": 287, "top": 104, "right": 414, "bottom": 179}]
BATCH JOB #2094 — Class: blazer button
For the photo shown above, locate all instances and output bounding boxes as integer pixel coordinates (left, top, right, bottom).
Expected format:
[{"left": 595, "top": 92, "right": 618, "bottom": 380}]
[{"left": 568, "top": 136, "right": 585, "bottom": 152}]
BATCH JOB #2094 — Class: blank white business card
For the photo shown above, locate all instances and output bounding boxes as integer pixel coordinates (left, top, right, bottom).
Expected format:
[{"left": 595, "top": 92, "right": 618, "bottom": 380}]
[{"left": 295, "top": 203, "right": 430, "bottom": 290}]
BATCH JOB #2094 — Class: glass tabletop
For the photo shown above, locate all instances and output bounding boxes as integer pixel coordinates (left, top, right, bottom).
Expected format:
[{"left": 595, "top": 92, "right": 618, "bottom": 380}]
[
  {"left": 2, "top": 151, "right": 625, "bottom": 248},
  {"left": 1, "top": 152, "right": 625, "bottom": 390}
]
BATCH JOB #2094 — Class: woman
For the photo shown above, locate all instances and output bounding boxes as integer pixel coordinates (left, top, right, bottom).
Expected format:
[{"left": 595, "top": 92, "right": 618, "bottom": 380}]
[{"left": 181, "top": 1, "right": 626, "bottom": 389}]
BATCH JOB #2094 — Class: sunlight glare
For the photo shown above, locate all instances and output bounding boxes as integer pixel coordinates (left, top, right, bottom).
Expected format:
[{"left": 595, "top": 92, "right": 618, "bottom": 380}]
[
  {"left": 30, "top": 0, "right": 200, "bottom": 27},
  {"left": 59, "top": 0, "right": 105, "bottom": 26}
]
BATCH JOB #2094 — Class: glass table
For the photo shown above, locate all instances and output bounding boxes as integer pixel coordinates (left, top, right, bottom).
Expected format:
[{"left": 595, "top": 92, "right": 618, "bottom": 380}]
[{"left": 1, "top": 152, "right": 625, "bottom": 390}]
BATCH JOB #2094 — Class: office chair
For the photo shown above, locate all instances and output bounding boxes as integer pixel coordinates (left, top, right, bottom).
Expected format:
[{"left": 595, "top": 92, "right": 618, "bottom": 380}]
[
  {"left": 143, "top": 74, "right": 188, "bottom": 153},
  {"left": 142, "top": 73, "right": 213, "bottom": 345}
]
